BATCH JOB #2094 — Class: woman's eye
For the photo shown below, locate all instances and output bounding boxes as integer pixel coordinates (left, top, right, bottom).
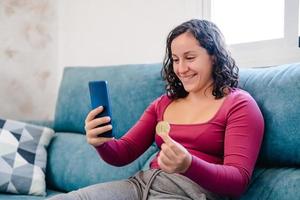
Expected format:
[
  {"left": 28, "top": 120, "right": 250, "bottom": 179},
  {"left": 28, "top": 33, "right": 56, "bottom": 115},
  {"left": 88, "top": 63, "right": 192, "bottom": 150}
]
[
  {"left": 172, "top": 59, "right": 179, "bottom": 63},
  {"left": 186, "top": 57, "right": 195, "bottom": 60}
]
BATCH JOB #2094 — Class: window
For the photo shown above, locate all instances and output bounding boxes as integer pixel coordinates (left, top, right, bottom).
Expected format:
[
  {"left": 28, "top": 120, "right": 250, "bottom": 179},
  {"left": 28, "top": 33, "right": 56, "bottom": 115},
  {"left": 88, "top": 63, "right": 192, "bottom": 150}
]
[
  {"left": 202, "top": 0, "right": 300, "bottom": 67},
  {"left": 211, "top": 0, "right": 284, "bottom": 45}
]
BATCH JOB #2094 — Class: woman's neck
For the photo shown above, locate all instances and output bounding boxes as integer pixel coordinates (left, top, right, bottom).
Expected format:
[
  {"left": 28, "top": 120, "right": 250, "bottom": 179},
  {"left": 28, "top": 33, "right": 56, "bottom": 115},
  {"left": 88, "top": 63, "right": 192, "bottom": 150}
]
[{"left": 185, "top": 83, "right": 215, "bottom": 103}]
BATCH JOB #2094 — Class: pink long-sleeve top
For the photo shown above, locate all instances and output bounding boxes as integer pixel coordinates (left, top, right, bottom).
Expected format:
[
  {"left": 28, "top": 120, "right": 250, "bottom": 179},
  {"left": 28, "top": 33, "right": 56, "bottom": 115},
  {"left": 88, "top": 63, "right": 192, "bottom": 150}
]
[{"left": 96, "top": 88, "right": 264, "bottom": 198}]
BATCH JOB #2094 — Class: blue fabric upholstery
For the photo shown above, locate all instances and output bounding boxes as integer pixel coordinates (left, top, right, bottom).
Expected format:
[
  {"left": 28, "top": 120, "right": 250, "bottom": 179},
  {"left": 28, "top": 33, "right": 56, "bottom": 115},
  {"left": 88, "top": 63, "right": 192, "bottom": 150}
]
[{"left": 239, "top": 167, "right": 300, "bottom": 199}]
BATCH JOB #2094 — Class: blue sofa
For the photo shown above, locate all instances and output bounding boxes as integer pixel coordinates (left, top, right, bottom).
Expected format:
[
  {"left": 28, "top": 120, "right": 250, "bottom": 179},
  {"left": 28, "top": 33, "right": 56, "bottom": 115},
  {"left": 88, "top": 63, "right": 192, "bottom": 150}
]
[{"left": 1, "top": 62, "right": 299, "bottom": 200}]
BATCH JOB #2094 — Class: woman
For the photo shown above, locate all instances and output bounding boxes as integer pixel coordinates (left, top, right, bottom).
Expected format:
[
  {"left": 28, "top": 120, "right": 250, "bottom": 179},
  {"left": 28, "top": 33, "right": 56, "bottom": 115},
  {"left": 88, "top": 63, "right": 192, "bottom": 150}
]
[{"left": 49, "top": 19, "right": 264, "bottom": 200}]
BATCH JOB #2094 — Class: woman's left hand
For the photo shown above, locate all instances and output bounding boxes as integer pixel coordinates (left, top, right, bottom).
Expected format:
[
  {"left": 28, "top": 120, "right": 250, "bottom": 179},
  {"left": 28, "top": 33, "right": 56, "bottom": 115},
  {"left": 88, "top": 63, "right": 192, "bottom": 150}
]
[{"left": 157, "top": 133, "right": 192, "bottom": 174}]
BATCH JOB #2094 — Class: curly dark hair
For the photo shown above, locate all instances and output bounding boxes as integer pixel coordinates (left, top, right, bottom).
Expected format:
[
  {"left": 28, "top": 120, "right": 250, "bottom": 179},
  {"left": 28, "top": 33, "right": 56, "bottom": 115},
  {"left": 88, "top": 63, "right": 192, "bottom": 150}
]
[{"left": 161, "top": 19, "right": 239, "bottom": 99}]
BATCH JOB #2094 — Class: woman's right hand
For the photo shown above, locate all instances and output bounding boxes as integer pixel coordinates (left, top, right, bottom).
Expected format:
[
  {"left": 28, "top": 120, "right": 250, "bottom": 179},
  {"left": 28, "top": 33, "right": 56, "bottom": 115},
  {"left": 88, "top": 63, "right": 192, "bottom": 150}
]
[{"left": 85, "top": 106, "right": 114, "bottom": 147}]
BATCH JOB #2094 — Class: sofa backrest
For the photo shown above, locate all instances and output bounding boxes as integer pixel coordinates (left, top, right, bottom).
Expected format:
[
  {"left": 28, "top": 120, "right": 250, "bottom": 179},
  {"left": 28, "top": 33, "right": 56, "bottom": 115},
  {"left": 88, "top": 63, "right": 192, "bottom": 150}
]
[{"left": 54, "top": 62, "right": 300, "bottom": 166}]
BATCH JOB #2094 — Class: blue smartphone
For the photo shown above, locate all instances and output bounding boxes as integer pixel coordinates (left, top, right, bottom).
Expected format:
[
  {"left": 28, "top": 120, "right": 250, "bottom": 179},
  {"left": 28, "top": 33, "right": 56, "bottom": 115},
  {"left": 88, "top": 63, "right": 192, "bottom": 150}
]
[{"left": 88, "top": 81, "right": 113, "bottom": 138}]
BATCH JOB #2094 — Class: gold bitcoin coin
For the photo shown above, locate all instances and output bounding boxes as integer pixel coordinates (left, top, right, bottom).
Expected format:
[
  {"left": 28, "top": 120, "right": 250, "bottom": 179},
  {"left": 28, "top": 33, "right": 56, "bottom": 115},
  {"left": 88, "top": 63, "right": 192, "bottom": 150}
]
[{"left": 155, "top": 121, "right": 170, "bottom": 136}]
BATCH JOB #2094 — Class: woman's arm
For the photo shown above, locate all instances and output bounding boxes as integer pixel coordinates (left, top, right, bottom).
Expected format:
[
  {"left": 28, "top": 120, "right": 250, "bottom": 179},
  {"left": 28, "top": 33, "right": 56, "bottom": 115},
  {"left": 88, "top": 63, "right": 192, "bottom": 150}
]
[{"left": 96, "top": 97, "right": 161, "bottom": 166}]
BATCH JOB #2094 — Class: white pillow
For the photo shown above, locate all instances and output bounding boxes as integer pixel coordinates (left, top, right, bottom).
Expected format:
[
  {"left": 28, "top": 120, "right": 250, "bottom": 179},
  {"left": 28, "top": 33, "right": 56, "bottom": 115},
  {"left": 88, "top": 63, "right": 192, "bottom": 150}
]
[{"left": 0, "top": 118, "right": 54, "bottom": 196}]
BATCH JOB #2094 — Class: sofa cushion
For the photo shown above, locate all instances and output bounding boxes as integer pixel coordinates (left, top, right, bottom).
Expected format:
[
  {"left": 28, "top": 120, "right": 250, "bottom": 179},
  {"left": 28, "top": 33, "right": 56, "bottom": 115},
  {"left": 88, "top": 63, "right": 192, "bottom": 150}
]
[
  {"left": 54, "top": 63, "right": 165, "bottom": 138},
  {"left": 239, "top": 167, "right": 300, "bottom": 200},
  {"left": 0, "top": 189, "right": 61, "bottom": 200},
  {"left": 46, "top": 132, "right": 158, "bottom": 192},
  {"left": 0, "top": 119, "right": 54, "bottom": 196},
  {"left": 238, "top": 63, "right": 300, "bottom": 166}
]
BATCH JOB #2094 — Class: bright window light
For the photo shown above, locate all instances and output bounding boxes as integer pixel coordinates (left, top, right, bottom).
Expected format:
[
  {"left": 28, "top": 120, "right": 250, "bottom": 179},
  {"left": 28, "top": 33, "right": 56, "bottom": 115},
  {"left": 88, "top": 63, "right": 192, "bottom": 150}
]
[{"left": 211, "top": 0, "right": 285, "bottom": 44}]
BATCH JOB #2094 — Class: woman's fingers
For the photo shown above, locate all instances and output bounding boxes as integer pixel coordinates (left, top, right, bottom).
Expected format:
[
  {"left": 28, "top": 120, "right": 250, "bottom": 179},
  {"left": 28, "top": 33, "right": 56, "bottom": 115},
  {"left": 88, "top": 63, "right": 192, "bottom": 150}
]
[
  {"left": 160, "top": 143, "right": 177, "bottom": 160},
  {"left": 85, "top": 106, "right": 103, "bottom": 123},
  {"left": 88, "top": 124, "right": 113, "bottom": 138},
  {"left": 85, "top": 107, "right": 114, "bottom": 147},
  {"left": 158, "top": 154, "right": 174, "bottom": 173},
  {"left": 85, "top": 116, "right": 111, "bottom": 131},
  {"left": 159, "top": 151, "right": 174, "bottom": 166}
]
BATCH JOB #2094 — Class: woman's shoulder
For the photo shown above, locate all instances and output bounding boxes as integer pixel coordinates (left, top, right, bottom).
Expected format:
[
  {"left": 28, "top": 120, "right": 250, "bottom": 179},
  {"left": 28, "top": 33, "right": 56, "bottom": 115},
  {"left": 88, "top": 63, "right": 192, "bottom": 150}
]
[
  {"left": 224, "top": 88, "right": 264, "bottom": 128},
  {"left": 228, "top": 88, "right": 256, "bottom": 103},
  {"left": 150, "top": 94, "right": 171, "bottom": 107},
  {"left": 225, "top": 88, "right": 261, "bottom": 114},
  {"left": 146, "top": 94, "right": 172, "bottom": 117}
]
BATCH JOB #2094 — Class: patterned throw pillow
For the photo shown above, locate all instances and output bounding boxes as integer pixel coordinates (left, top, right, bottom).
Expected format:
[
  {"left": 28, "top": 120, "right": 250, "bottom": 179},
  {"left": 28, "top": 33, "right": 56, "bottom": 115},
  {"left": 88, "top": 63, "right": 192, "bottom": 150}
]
[{"left": 0, "top": 118, "right": 54, "bottom": 196}]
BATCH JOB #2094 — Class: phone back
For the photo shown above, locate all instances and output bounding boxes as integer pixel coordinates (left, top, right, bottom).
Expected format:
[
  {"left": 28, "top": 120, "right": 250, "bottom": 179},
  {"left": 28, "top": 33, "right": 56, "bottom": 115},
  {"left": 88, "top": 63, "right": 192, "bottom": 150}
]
[{"left": 88, "top": 81, "right": 113, "bottom": 137}]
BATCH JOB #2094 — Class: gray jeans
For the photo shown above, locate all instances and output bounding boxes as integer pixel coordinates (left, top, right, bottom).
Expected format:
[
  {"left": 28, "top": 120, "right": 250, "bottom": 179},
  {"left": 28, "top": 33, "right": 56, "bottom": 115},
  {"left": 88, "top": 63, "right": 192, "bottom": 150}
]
[{"left": 47, "top": 169, "right": 223, "bottom": 200}]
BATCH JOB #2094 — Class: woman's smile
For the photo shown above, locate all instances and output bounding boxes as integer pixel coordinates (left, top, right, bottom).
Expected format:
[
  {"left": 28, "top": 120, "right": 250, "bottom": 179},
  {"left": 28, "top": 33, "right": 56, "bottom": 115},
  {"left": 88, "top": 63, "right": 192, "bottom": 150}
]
[{"left": 178, "top": 73, "right": 198, "bottom": 84}]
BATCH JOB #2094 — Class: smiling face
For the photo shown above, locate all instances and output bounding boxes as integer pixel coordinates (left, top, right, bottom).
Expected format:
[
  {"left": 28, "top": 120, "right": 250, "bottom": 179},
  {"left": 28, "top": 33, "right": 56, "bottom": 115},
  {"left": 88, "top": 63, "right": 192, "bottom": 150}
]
[{"left": 171, "top": 31, "right": 214, "bottom": 96}]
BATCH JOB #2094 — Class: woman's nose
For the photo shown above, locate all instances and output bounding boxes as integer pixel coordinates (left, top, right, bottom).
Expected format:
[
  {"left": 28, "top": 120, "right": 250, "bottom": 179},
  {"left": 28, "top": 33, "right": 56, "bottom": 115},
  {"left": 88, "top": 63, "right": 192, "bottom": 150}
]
[{"left": 177, "top": 61, "right": 189, "bottom": 74}]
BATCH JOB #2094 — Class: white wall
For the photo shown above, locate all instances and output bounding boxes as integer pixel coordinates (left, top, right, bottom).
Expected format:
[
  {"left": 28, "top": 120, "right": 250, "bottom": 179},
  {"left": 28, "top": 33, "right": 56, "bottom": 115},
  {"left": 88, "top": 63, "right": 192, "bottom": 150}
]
[
  {"left": 0, "top": 0, "right": 58, "bottom": 121},
  {"left": 58, "top": 0, "right": 202, "bottom": 68}
]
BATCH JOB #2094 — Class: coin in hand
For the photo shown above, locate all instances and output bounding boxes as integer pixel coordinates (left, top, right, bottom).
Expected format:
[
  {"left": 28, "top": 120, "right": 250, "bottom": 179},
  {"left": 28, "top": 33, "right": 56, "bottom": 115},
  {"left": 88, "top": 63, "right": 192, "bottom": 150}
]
[{"left": 155, "top": 121, "right": 171, "bottom": 137}]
